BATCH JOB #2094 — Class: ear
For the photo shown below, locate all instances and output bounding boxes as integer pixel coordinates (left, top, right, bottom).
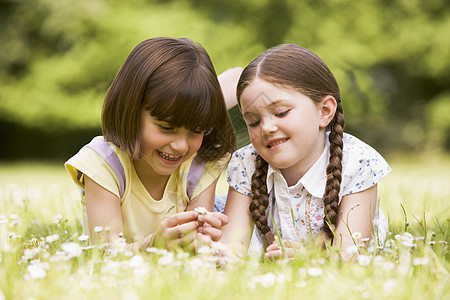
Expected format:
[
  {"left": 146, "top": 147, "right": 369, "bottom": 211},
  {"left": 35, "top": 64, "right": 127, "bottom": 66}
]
[{"left": 318, "top": 95, "right": 337, "bottom": 128}]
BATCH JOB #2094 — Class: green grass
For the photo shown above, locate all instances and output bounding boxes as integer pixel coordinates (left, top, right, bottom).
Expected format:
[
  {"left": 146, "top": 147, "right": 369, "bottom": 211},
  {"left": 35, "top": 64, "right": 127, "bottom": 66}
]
[{"left": 0, "top": 156, "right": 448, "bottom": 299}]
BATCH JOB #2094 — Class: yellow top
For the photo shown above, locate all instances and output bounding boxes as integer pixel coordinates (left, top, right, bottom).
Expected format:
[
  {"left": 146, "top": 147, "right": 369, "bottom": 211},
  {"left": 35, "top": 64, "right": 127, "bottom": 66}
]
[{"left": 65, "top": 137, "right": 230, "bottom": 243}]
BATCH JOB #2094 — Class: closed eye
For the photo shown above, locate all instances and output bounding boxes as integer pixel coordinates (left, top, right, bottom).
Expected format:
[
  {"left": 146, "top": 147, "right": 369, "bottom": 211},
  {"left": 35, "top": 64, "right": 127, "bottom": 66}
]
[
  {"left": 190, "top": 127, "right": 206, "bottom": 135},
  {"left": 247, "top": 120, "right": 260, "bottom": 128},
  {"left": 275, "top": 110, "right": 290, "bottom": 118},
  {"left": 158, "top": 124, "right": 175, "bottom": 131}
]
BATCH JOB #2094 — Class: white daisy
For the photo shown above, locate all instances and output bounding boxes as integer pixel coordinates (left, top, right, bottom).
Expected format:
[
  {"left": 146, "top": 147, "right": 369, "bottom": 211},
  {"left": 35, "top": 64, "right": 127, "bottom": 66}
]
[
  {"left": 94, "top": 226, "right": 103, "bottom": 233},
  {"left": 352, "top": 232, "right": 362, "bottom": 239},
  {"left": 45, "top": 234, "right": 59, "bottom": 243},
  {"left": 307, "top": 267, "right": 323, "bottom": 277},
  {"left": 53, "top": 214, "right": 63, "bottom": 224},
  {"left": 78, "top": 235, "right": 90, "bottom": 242},
  {"left": 194, "top": 207, "right": 210, "bottom": 215}
]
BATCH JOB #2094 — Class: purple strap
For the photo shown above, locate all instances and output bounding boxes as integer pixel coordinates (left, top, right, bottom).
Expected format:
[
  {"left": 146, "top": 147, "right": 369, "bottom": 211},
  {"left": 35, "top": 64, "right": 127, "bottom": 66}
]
[
  {"left": 186, "top": 156, "right": 207, "bottom": 199},
  {"left": 78, "top": 136, "right": 206, "bottom": 200},
  {"left": 80, "top": 137, "right": 126, "bottom": 198}
]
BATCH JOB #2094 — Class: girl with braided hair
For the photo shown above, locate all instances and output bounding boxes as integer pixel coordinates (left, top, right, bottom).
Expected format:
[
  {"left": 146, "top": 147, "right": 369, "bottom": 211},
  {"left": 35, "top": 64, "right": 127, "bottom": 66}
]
[{"left": 220, "top": 44, "right": 391, "bottom": 259}]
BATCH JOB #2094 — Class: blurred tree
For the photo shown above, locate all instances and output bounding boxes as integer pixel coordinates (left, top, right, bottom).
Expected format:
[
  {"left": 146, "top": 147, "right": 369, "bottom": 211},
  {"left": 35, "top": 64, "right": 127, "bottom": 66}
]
[
  {"left": 183, "top": 0, "right": 294, "bottom": 48},
  {"left": 0, "top": 0, "right": 448, "bottom": 160}
]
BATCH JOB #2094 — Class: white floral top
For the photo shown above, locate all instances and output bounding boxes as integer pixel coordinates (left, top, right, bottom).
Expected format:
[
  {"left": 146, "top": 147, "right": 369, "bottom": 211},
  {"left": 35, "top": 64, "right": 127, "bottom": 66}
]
[{"left": 227, "top": 133, "right": 391, "bottom": 252}]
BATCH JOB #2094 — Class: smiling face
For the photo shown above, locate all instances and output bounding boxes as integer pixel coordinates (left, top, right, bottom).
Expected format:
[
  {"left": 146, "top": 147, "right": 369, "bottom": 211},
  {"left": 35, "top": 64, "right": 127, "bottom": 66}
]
[
  {"left": 241, "top": 78, "right": 330, "bottom": 180},
  {"left": 136, "top": 110, "right": 204, "bottom": 177}
]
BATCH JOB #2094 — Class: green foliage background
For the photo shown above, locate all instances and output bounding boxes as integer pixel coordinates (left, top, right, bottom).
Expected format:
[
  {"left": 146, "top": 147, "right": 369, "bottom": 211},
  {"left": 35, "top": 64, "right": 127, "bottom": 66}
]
[{"left": 1, "top": 0, "right": 449, "bottom": 160}]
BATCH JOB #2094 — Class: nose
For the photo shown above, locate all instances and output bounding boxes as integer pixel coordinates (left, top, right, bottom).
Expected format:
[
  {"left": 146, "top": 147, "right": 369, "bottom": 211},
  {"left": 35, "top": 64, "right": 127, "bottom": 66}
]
[
  {"left": 261, "top": 116, "right": 278, "bottom": 135},
  {"left": 170, "top": 133, "right": 189, "bottom": 154}
]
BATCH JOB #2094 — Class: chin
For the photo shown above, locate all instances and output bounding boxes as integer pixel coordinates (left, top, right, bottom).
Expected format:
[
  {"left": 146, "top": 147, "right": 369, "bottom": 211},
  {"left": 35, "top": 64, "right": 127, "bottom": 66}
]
[
  {"left": 268, "top": 159, "right": 295, "bottom": 170},
  {"left": 157, "top": 169, "right": 176, "bottom": 177}
]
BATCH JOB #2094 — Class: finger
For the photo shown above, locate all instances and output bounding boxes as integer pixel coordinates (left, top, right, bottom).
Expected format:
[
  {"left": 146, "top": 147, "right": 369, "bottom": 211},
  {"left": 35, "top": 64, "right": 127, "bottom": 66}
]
[
  {"left": 177, "top": 229, "right": 197, "bottom": 245},
  {"left": 265, "top": 241, "right": 281, "bottom": 252},
  {"left": 210, "top": 212, "right": 229, "bottom": 226},
  {"left": 278, "top": 239, "right": 305, "bottom": 254},
  {"left": 284, "top": 248, "right": 297, "bottom": 258},
  {"left": 198, "top": 212, "right": 229, "bottom": 228},
  {"left": 196, "top": 232, "right": 213, "bottom": 246},
  {"left": 167, "top": 229, "right": 197, "bottom": 248},
  {"left": 265, "top": 249, "right": 283, "bottom": 259},
  {"left": 167, "top": 220, "right": 198, "bottom": 240},
  {"left": 198, "top": 226, "right": 222, "bottom": 241},
  {"left": 265, "top": 247, "right": 297, "bottom": 259},
  {"left": 197, "top": 214, "right": 221, "bottom": 229},
  {"left": 281, "top": 239, "right": 300, "bottom": 249},
  {"left": 164, "top": 211, "right": 199, "bottom": 228},
  {"left": 167, "top": 236, "right": 197, "bottom": 251}
]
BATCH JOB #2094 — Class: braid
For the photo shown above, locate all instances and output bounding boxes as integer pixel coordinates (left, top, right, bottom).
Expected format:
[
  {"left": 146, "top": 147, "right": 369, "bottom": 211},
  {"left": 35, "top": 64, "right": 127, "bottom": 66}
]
[
  {"left": 249, "top": 154, "right": 275, "bottom": 245},
  {"left": 323, "top": 101, "right": 345, "bottom": 240}
]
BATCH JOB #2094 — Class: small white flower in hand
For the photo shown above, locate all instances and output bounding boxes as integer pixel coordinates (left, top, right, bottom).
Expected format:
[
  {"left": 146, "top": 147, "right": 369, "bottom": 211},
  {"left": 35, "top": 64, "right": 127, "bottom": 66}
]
[{"left": 194, "top": 207, "right": 210, "bottom": 215}]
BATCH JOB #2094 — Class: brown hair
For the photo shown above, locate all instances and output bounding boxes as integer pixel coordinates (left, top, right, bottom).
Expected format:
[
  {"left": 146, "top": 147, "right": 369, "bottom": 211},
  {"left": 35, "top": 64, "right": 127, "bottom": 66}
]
[
  {"left": 237, "top": 44, "right": 345, "bottom": 243},
  {"left": 102, "top": 37, "right": 235, "bottom": 161}
]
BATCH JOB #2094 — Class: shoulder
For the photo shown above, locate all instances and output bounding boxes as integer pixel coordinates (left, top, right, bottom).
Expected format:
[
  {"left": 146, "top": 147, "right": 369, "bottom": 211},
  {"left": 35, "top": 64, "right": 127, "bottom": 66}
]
[
  {"left": 176, "top": 152, "right": 232, "bottom": 200},
  {"left": 66, "top": 137, "right": 129, "bottom": 170},
  {"left": 343, "top": 133, "right": 375, "bottom": 153},
  {"left": 178, "top": 151, "right": 231, "bottom": 177},
  {"left": 231, "top": 143, "right": 258, "bottom": 162},
  {"left": 210, "top": 152, "right": 232, "bottom": 170},
  {"left": 341, "top": 133, "right": 392, "bottom": 195},
  {"left": 342, "top": 133, "right": 389, "bottom": 169},
  {"left": 229, "top": 144, "right": 258, "bottom": 171},
  {"left": 65, "top": 136, "right": 131, "bottom": 197},
  {"left": 226, "top": 144, "right": 257, "bottom": 196},
  {"left": 199, "top": 152, "right": 232, "bottom": 180}
]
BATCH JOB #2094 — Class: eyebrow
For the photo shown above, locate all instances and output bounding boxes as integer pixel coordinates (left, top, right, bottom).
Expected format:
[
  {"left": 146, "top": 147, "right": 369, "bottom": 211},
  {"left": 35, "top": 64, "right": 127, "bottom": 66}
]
[
  {"left": 267, "top": 99, "right": 289, "bottom": 108},
  {"left": 242, "top": 99, "right": 289, "bottom": 117},
  {"left": 242, "top": 111, "right": 256, "bottom": 120}
]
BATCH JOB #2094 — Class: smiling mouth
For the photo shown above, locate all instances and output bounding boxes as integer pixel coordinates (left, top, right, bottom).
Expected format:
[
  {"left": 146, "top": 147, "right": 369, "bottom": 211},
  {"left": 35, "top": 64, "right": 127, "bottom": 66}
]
[
  {"left": 157, "top": 150, "right": 182, "bottom": 161},
  {"left": 267, "top": 138, "right": 289, "bottom": 148}
]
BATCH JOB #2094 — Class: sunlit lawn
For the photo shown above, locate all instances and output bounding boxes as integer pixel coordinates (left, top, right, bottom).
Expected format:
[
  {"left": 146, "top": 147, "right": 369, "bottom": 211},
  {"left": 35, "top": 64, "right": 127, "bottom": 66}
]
[{"left": 0, "top": 155, "right": 448, "bottom": 299}]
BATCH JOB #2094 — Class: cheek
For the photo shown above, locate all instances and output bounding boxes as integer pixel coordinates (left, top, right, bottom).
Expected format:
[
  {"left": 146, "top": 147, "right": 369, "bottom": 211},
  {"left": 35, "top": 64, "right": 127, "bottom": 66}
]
[
  {"left": 140, "top": 130, "right": 168, "bottom": 153},
  {"left": 190, "top": 135, "right": 204, "bottom": 152},
  {"left": 248, "top": 128, "right": 264, "bottom": 149},
  {"left": 247, "top": 127, "right": 260, "bottom": 139},
  {"left": 247, "top": 125, "right": 259, "bottom": 137}
]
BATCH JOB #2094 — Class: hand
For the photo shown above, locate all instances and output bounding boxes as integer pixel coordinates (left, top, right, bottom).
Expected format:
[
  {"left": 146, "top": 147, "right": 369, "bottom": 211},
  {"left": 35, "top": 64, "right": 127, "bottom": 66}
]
[
  {"left": 155, "top": 211, "right": 199, "bottom": 250},
  {"left": 265, "top": 238, "right": 305, "bottom": 259},
  {"left": 197, "top": 212, "right": 229, "bottom": 242}
]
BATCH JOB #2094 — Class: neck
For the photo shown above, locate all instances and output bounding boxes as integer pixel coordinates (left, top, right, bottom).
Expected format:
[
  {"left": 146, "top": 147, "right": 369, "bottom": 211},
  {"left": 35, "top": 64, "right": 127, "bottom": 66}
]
[
  {"left": 280, "top": 166, "right": 309, "bottom": 187},
  {"left": 280, "top": 133, "right": 327, "bottom": 187},
  {"left": 132, "top": 159, "right": 170, "bottom": 200}
]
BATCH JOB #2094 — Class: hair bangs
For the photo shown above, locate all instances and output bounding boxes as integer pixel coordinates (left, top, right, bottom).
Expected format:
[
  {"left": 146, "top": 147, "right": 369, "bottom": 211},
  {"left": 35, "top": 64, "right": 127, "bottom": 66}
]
[{"left": 144, "top": 67, "right": 220, "bottom": 132}]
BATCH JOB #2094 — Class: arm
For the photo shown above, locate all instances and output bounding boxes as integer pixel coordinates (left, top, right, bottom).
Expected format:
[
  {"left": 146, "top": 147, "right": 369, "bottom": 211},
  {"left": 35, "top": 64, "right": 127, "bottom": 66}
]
[
  {"left": 220, "top": 187, "right": 254, "bottom": 257},
  {"left": 185, "top": 177, "right": 219, "bottom": 212},
  {"left": 84, "top": 175, "right": 124, "bottom": 242},
  {"left": 84, "top": 176, "right": 199, "bottom": 251},
  {"left": 333, "top": 184, "right": 378, "bottom": 259}
]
